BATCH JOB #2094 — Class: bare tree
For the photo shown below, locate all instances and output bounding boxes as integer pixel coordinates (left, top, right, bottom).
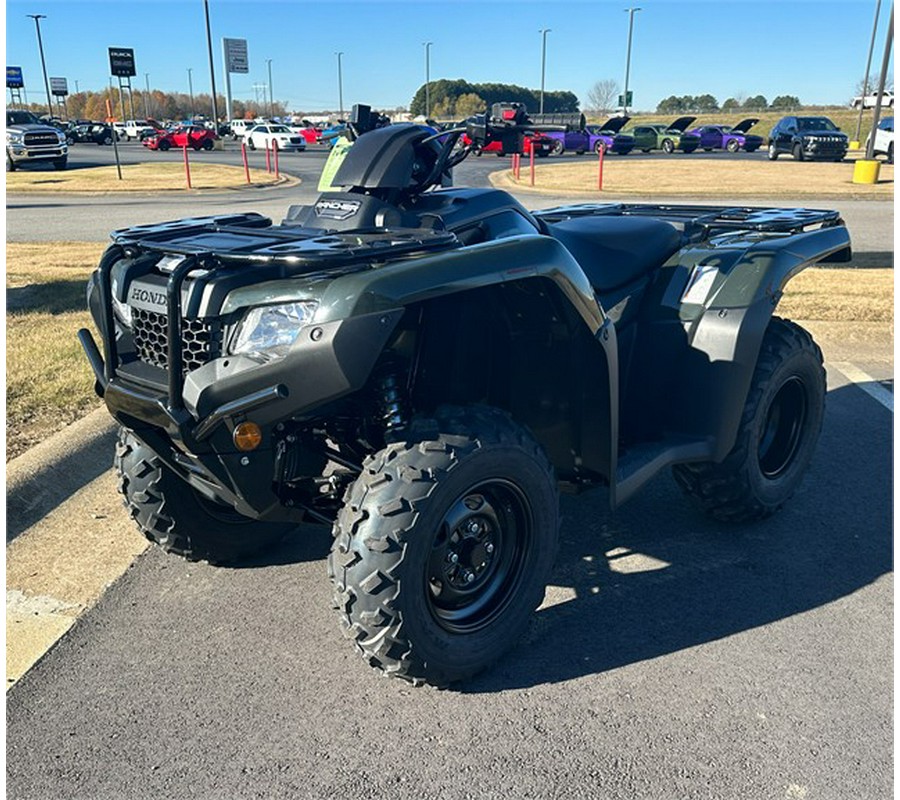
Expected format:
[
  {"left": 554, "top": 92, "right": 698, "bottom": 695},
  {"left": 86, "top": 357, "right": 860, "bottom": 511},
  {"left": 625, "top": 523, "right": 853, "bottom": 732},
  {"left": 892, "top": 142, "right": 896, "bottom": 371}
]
[{"left": 586, "top": 79, "right": 620, "bottom": 113}]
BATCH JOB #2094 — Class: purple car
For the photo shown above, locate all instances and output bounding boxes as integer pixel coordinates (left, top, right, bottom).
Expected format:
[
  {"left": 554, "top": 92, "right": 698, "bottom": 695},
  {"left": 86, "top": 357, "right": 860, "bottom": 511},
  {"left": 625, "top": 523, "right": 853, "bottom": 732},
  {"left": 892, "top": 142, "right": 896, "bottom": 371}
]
[
  {"left": 585, "top": 116, "right": 635, "bottom": 154},
  {"left": 543, "top": 116, "right": 635, "bottom": 156},
  {"left": 689, "top": 118, "right": 764, "bottom": 153}
]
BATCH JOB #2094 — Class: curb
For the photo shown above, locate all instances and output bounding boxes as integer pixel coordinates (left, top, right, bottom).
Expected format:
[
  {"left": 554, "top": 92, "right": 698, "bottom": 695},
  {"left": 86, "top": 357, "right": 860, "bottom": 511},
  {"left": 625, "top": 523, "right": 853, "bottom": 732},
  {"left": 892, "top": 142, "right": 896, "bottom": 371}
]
[{"left": 6, "top": 408, "right": 117, "bottom": 543}]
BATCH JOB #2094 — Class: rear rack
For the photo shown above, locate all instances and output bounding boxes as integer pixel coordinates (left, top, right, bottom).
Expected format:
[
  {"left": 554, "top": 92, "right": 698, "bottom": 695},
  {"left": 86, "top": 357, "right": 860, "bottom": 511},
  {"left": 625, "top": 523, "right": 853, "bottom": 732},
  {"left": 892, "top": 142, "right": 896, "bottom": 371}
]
[{"left": 532, "top": 203, "right": 845, "bottom": 237}]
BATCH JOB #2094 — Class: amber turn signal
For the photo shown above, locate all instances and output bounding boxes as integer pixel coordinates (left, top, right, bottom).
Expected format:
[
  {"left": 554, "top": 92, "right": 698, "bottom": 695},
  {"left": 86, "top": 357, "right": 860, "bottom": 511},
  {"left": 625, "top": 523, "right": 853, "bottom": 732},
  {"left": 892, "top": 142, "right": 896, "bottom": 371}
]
[{"left": 233, "top": 421, "right": 263, "bottom": 451}]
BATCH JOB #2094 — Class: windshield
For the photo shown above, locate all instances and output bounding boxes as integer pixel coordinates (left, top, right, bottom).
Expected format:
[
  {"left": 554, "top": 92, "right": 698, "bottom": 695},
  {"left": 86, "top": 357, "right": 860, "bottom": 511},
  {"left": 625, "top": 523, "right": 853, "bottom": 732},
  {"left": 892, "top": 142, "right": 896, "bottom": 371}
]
[
  {"left": 7, "top": 110, "right": 40, "bottom": 125},
  {"left": 271, "top": 125, "right": 291, "bottom": 133},
  {"left": 797, "top": 117, "right": 838, "bottom": 132}
]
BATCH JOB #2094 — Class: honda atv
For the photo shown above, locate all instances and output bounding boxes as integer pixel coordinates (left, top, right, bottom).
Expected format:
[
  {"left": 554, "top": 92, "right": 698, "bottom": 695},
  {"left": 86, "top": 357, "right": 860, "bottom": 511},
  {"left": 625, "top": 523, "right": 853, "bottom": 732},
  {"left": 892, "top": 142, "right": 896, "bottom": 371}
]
[{"left": 79, "top": 103, "right": 851, "bottom": 686}]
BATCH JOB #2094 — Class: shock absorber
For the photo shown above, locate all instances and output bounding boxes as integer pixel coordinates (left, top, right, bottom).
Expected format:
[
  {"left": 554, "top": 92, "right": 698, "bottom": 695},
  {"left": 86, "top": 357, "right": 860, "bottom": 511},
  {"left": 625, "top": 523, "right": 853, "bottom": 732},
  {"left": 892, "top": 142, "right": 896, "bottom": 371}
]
[{"left": 375, "top": 362, "right": 409, "bottom": 438}]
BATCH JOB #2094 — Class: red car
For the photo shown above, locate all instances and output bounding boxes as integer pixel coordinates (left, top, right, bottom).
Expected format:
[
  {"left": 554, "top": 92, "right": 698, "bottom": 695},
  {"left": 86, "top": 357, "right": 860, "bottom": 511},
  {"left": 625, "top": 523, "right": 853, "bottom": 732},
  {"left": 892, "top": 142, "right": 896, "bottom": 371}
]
[
  {"left": 143, "top": 125, "right": 217, "bottom": 151},
  {"left": 290, "top": 125, "right": 322, "bottom": 144},
  {"left": 462, "top": 132, "right": 554, "bottom": 157}
]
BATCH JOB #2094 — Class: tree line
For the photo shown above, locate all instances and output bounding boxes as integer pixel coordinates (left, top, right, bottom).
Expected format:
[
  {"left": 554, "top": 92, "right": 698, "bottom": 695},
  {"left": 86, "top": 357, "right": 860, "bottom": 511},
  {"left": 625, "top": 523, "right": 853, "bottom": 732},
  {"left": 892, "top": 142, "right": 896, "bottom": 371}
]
[
  {"left": 22, "top": 88, "right": 289, "bottom": 122},
  {"left": 409, "top": 79, "right": 579, "bottom": 118},
  {"left": 656, "top": 94, "right": 802, "bottom": 113}
]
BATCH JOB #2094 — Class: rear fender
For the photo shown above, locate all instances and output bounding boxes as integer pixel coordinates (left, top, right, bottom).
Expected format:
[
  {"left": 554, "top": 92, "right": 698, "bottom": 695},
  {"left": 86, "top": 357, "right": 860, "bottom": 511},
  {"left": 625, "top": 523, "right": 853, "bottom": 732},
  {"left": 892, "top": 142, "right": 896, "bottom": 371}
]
[{"left": 643, "top": 224, "right": 849, "bottom": 461}]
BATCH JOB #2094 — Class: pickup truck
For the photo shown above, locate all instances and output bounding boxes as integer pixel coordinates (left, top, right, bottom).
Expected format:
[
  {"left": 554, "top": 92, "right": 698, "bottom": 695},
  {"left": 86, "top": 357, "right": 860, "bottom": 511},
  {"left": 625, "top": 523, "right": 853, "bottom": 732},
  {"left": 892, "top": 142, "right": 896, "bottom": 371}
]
[
  {"left": 122, "top": 119, "right": 158, "bottom": 140},
  {"left": 6, "top": 109, "right": 68, "bottom": 171}
]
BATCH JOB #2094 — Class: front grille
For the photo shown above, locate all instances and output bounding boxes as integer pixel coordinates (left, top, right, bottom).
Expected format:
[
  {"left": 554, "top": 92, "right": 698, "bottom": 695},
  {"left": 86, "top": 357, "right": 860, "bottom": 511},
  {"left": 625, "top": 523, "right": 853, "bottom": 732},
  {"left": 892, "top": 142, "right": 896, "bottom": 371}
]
[
  {"left": 131, "top": 309, "right": 222, "bottom": 374},
  {"left": 24, "top": 132, "right": 60, "bottom": 146},
  {"left": 289, "top": 137, "right": 303, "bottom": 144}
]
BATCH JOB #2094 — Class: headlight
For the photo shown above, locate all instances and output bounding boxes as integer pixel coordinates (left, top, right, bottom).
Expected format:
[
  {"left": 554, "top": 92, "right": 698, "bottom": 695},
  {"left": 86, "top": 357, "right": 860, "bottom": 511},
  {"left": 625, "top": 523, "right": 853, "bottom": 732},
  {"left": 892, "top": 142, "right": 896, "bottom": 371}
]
[
  {"left": 7, "top": 131, "right": 23, "bottom": 144},
  {"left": 230, "top": 301, "right": 319, "bottom": 359},
  {"left": 57, "top": 132, "right": 67, "bottom": 143}
]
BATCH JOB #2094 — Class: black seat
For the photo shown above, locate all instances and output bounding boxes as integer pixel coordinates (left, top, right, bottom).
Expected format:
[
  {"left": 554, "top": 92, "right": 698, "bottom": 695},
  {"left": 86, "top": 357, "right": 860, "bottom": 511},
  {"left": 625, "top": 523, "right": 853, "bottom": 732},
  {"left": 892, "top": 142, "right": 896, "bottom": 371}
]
[{"left": 545, "top": 216, "right": 683, "bottom": 292}]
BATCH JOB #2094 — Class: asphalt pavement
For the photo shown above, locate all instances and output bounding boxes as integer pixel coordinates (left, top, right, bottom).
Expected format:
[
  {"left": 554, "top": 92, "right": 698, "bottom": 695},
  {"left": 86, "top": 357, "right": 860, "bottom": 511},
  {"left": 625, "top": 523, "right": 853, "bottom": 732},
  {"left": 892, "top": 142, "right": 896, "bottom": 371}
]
[{"left": 5, "top": 141, "right": 894, "bottom": 799}]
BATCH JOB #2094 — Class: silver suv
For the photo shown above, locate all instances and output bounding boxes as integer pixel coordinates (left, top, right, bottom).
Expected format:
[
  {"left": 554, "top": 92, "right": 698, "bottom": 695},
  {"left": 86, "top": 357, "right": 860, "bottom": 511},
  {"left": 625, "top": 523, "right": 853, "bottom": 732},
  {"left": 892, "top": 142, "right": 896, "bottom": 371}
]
[{"left": 6, "top": 110, "right": 68, "bottom": 171}]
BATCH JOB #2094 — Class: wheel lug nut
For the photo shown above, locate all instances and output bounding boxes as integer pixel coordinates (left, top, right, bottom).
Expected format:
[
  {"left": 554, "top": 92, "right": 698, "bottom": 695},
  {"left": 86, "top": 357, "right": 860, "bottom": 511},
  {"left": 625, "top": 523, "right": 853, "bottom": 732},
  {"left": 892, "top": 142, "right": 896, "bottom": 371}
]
[
  {"left": 485, "top": 543, "right": 494, "bottom": 554},
  {"left": 465, "top": 571, "right": 476, "bottom": 584},
  {"left": 448, "top": 552, "right": 458, "bottom": 564},
  {"left": 467, "top": 520, "right": 479, "bottom": 534}
]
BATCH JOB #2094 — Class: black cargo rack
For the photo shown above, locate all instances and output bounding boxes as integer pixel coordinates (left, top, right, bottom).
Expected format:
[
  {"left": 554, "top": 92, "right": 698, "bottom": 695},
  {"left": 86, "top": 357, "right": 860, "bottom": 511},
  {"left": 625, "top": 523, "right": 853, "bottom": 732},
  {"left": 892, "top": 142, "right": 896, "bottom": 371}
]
[{"left": 533, "top": 203, "right": 845, "bottom": 237}]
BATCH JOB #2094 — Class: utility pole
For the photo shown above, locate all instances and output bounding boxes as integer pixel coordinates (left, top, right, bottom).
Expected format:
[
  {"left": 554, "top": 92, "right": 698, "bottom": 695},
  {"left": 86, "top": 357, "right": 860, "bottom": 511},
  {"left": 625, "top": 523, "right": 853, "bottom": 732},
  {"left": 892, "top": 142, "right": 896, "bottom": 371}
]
[
  {"left": 266, "top": 58, "right": 274, "bottom": 118},
  {"left": 336, "top": 51, "right": 344, "bottom": 118},
  {"left": 623, "top": 7, "right": 642, "bottom": 115},
  {"left": 187, "top": 68, "right": 195, "bottom": 120},
  {"left": 423, "top": 41, "right": 433, "bottom": 118},
  {"left": 855, "top": 0, "right": 882, "bottom": 144},
  {"left": 27, "top": 14, "right": 53, "bottom": 116},
  {"left": 203, "top": 0, "right": 220, "bottom": 124},
  {"left": 144, "top": 73, "right": 151, "bottom": 119},
  {"left": 539, "top": 28, "right": 551, "bottom": 114}
]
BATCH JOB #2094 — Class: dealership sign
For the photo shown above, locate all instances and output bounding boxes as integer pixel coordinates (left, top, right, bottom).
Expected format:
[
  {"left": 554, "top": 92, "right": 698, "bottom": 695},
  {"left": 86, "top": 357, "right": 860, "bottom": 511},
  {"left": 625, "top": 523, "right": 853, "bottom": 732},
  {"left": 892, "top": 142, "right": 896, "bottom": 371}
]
[
  {"left": 223, "top": 38, "right": 249, "bottom": 74},
  {"left": 50, "top": 77, "right": 68, "bottom": 97},
  {"left": 108, "top": 47, "right": 136, "bottom": 77},
  {"left": 6, "top": 66, "right": 24, "bottom": 88}
]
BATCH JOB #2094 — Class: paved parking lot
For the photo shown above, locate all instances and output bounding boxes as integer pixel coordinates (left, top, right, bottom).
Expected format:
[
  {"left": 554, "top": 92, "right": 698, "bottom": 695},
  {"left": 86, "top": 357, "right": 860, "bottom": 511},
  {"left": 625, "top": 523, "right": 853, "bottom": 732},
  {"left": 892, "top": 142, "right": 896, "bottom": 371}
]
[{"left": 5, "top": 140, "right": 893, "bottom": 799}]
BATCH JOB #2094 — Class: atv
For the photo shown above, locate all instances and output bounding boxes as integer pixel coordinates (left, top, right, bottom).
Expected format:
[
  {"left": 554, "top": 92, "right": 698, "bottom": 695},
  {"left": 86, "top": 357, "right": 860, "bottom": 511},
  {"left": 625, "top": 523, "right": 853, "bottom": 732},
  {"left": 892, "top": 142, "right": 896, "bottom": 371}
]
[{"left": 79, "top": 102, "right": 851, "bottom": 686}]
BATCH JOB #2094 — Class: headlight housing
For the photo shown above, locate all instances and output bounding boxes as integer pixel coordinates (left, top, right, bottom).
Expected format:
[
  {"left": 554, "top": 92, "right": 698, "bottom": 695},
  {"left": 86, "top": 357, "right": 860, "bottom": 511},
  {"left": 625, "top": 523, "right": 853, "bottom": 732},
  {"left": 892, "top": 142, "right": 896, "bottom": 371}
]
[
  {"left": 110, "top": 275, "right": 132, "bottom": 327},
  {"left": 7, "top": 131, "right": 24, "bottom": 144},
  {"left": 57, "top": 132, "right": 67, "bottom": 143},
  {"left": 230, "top": 301, "right": 319, "bottom": 359}
]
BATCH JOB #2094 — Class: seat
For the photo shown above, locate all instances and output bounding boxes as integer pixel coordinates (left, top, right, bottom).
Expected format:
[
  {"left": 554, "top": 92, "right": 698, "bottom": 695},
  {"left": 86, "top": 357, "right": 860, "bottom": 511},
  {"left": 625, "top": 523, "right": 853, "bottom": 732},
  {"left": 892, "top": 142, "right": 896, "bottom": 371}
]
[{"left": 545, "top": 216, "right": 683, "bottom": 292}]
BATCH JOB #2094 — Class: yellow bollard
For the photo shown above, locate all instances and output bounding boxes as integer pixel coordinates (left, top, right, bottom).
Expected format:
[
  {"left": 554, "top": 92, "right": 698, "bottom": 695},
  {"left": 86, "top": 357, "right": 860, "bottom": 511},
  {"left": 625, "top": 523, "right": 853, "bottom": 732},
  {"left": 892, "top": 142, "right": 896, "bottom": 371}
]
[
  {"left": 848, "top": 140, "right": 861, "bottom": 150},
  {"left": 852, "top": 159, "right": 881, "bottom": 184}
]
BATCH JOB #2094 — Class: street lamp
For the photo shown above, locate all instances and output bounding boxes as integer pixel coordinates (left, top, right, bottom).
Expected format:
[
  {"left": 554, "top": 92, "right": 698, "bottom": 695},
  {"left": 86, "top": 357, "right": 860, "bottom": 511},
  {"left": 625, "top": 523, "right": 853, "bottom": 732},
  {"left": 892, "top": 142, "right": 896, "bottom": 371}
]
[
  {"left": 622, "top": 7, "right": 642, "bottom": 115},
  {"left": 854, "top": 0, "right": 882, "bottom": 144},
  {"left": 423, "top": 41, "right": 433, "bottom": 119},
  {"left": 335, "top": 51, "right": 344, "bottom": 118},
  {"left": 27, "top": 14, "right": 53, "bottom": 116},
  {"left": 266, "top": 58, "right": 274, "bottom": 118},
  {"left": 539, "top": 28, "right": 551, "bottom": 114},
  {"left": 187, "top": 68, "right": 195, "bottom": 120},
  {"left": 203, "top": 0, "right": 220, "bottom": 124},
  {"left": 144, "top": 73, "right": 151, "bottom": 119}
]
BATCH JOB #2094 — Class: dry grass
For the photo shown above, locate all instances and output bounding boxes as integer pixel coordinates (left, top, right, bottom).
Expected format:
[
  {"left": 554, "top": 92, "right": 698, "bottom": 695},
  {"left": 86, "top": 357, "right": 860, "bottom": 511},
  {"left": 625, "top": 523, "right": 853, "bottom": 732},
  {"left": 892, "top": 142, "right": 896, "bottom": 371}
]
[
  {"left": 5, "top": 244, "right": 893, "bottom": 460},
  {"left": 498, "top": 158, "right": 893, "bottom": 198},
  {"left": 6, "top": 242, "right": 106, "bottom": 460},
  {"left": 779, "top": 268, "right": 893, "bottom": 322},
  {"left": 6, "top": 162, "right": 285, "bottom": 193}
]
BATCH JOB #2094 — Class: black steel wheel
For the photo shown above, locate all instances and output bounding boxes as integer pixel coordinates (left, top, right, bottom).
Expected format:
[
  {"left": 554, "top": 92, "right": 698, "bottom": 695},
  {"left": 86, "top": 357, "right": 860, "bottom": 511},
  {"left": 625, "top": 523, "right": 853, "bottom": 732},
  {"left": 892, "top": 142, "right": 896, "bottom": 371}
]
[
  {"left": 672, "top": 318, "right": 825, "bottom": 522},
  {"left": 115, "top": 428, "right": 294, "bottom": 564},
  {"left": 329, "top": 405, "right": 559, "bottom": 686}
]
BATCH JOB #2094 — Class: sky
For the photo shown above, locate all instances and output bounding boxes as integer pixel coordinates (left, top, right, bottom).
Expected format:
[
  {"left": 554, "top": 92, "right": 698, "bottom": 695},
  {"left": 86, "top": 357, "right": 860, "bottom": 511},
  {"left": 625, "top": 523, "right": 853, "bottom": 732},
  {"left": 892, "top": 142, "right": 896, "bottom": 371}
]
[{"left": 4, "top": 0, "right": 896, "bottom": 115}]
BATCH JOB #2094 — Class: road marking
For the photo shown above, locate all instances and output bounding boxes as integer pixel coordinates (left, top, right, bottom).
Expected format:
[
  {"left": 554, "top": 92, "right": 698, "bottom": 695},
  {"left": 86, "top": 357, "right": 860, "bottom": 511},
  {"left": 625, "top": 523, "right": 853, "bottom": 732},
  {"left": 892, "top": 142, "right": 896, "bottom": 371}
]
[{"left": 831, "top": 362, "right": 894, "bottom": 412}]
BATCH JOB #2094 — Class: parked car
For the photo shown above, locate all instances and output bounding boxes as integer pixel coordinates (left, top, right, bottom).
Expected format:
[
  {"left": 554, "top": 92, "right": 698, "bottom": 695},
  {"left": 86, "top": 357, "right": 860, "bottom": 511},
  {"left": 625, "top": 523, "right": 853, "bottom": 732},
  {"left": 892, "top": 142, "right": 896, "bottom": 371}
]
[
  {"left": 461, "top": 131, "right": 555, "bottom": 157},
  {"left": 689, "top": 118, "right": 764, "bottom": 153},
  {"left": 767, "top": 116, "right": 848, "bottom": 161},
  {"left": 865, "top": 116, "right": 893, "bottom": 163},
  {"left": 625, "top": 117, "right": 700, "bottom": 153},
  {"left": 289, "top": 124, "right": 322, "bottom": 144},
  {"left": 6, "top": 109, "right": 68, "bottom": 171},
  {"left": 321, "top": 122, "right": 348, "bottom": 148},
  {"left": 69, "top": 122, "right": 116, "bottom": 146},
  {"left": 851, "top": 90, "right": 894, "bottom": 109},
  {"left": 143, "top": 125, "right": 217, "bottom": 151},
  {"left": 244, "top": 124, "right": 306, "bottom": 152},
  {"left": 585, "top": 116, "right": 635, "bottom": 154}
]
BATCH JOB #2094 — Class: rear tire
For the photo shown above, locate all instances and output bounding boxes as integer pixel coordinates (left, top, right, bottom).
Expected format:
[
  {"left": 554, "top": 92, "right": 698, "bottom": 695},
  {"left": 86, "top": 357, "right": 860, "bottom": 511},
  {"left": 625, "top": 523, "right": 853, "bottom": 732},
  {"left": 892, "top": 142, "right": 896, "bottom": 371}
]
[
  {"left": 203, "top": 139, "right": 214, "bottom": 151},
  {"left": 551, "top": 140, "right": 564, "bottom": 156},
  {"left": 157, "top": 140, "right": 170, "bottom": 151},
  {"left": 115, "top": 428, "right": 294, "bottom": 565},
  {"left": 888, "top": 143, "right": 894, "bottom": 165},
  {"left": 672, "top": 318, "right": 825, "bottom": 522},
  {"left": 328, "top": 405, "right": 559, "bottom": 686}
]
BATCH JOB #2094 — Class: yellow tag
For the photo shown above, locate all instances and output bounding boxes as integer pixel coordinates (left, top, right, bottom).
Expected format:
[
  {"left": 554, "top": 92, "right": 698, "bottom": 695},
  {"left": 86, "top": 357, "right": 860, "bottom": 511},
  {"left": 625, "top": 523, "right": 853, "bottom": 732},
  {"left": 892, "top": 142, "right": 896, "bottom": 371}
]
[{"left": 317, "top": 136, "right": 354, "bottom": 192}]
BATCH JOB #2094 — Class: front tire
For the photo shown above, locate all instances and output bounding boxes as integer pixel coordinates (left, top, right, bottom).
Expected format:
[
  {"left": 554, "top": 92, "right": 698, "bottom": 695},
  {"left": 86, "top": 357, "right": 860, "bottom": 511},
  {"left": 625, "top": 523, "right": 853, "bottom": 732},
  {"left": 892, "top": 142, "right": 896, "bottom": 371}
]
[
  {"left": 52, "top": 157, "right": 67, "bottom": 170},
  {"left": 672, "top": 318, "right": 825, "bottom": 522},
  {"left": 328, "top": 406, "right": 559, "bottom": 686},
  {"left": 726, "top": 138, "right": 740, "bottom": 153},
  {"left": 662, "top": 138, "right": 675, "bottom": 154},
  {"left": 115, "top": 428, "right": 294, "bottom": 564},
  {"left": 767, "top": 142, "right": 779, "bottom": 160},
  {"left": 792, "top": 143, "right": 805, "bottom": 161}
]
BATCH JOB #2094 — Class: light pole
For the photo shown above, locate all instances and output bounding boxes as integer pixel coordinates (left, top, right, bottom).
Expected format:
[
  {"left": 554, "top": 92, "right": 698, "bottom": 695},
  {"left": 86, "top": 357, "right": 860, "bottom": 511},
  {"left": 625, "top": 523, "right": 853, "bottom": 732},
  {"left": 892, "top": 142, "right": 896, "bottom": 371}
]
[
  {"left": 539, "top": 28, "right": 551, "bottom": 114},
  {"left": 335, "top": 51, "right": 344, "bottom": 118},
  {"left": 144, "top": 73, "right": 151, "bottom": 119},
  {"left": 865, "top": 2, "right": 894, "bottom": 160},
  {"left": 855, "top": 0, "right": 882, "bottom": 144},
  {"left": 423, "top": 41, "right": 433, "bottom": 119},
  {"left": 74, "top": 80, "right": 79, "bottom": 93},
  {"left": 187, "top": 68, "right": 195, "bottom": 120},
  {"left": 622, "top": 7, "right": 641, "bottom": 115},
  {"left": 203, "top": 0, "right": 220, "bottom": 124},
  {"left": 266, "top": 58, "right": 274, "bottom": 118},
  {"left": 27, "top": 14, "right": 53, "bottom": 116}
]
